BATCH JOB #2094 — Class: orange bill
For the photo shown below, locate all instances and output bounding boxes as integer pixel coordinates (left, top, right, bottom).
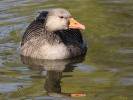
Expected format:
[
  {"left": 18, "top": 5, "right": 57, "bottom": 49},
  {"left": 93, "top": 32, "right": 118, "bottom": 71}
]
[
  {"left": 71, "top": 94, "right": 86, "bottom": 97},
  {"left": 69, "top": 18, "right": 85, "bottom": 30}
]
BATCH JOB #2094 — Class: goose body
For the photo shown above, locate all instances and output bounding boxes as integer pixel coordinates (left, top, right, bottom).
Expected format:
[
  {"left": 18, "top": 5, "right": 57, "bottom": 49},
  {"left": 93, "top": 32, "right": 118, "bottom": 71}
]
[{"left": 19, "top": 8, "right": 87, "bottom": 59}]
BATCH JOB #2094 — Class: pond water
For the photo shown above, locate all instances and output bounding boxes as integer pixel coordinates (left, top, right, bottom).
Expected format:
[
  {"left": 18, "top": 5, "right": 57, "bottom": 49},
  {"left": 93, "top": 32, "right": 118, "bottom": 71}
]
[{"left": 0, "top": 0, "right": 133, "bottom": 100}]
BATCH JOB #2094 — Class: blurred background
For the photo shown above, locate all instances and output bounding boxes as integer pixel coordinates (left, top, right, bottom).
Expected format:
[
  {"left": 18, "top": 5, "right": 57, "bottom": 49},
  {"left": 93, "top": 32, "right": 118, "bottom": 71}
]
[{"left": 0, "top": 0, "right": 133, "bottom": 99}]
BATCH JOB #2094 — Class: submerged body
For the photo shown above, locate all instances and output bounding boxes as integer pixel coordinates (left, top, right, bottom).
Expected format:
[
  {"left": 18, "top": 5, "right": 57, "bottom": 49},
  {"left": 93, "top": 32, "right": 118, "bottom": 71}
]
[{"left": 19, "top": 9, "right": 87, "bottom": 59}]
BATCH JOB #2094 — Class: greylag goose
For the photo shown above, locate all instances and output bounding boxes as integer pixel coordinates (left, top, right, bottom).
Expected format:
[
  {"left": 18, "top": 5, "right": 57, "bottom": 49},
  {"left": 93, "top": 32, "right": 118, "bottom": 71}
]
[{"left": 19, "top": 8, "right": 87, "bottom": 59}]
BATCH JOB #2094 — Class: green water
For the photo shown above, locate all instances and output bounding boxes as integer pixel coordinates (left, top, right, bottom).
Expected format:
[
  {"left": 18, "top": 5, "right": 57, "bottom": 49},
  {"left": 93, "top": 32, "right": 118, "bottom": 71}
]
[{"left": 0, "top": 0, "right": 133, "bottom": 100}]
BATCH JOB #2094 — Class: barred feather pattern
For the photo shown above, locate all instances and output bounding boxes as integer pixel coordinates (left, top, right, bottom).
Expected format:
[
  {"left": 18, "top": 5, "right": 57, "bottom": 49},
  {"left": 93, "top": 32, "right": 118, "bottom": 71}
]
[
  {"left": 21, "top": 11, "right": 48, "bottom": 46},
  {"left": 21, "top": 19, "right": 44, "bottom": 46}
]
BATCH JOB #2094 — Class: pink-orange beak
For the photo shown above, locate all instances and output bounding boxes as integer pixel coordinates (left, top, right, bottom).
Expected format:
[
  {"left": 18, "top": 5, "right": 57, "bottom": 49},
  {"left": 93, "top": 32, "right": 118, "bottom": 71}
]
[
  {"left": 69, "top": 18, "right": 85, "bottom": 30},
  {"left": 71, "top": 94, "right": 86, "bottom": 97}
]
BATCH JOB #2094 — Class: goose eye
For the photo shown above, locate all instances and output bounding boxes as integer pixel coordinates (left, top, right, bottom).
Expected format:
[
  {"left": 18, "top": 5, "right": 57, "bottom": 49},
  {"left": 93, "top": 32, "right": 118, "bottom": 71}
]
[{"left": 60, "top": 16, "right": 64, "bottom": 19}]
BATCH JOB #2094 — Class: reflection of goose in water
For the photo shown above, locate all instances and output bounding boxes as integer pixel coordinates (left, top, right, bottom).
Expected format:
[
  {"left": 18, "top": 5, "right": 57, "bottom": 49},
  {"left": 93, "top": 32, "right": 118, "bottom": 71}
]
[{"left": 21, "top": 55, "right": 86, "bottom": 98}]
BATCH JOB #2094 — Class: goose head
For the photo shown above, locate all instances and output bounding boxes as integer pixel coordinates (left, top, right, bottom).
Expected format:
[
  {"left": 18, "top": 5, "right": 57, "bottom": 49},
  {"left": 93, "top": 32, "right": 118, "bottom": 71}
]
[{"left": 45, "top": 8, "right": 85, "bottom": 31}]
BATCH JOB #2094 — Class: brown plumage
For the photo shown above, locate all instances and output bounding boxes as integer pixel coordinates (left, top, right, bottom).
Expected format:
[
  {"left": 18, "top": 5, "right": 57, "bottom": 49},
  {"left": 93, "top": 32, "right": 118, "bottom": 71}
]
[{"left": 19, "top": 8, "right": 87, "bottom": 59}]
